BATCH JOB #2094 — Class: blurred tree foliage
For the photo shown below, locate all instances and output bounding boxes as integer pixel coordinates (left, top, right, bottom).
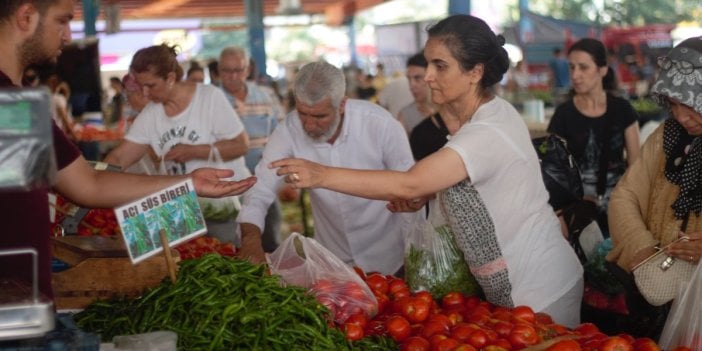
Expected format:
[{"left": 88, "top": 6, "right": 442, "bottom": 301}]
[
  {"left": 526, "top": 0, "right": 700, "bottom": 26},
  {"left": 196, "top": 29, "right": 248, "bottom": 60}
]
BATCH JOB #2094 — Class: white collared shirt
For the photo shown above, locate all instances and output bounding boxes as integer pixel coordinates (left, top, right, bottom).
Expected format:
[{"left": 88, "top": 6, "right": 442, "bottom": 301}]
[{"left": 237, "top": 99, "right": 418, "bottom": 274}]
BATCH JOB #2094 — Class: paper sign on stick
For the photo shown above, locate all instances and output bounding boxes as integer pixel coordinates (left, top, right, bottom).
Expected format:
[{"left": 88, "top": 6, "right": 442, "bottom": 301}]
[{"left": 114, "top": 179, "right": 206, "bottom": 263}]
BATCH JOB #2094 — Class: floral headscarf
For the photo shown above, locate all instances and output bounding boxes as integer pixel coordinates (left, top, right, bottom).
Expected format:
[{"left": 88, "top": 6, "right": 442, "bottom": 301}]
[{"left": 651, "top": 36, "right": 702, "bottom": 220}]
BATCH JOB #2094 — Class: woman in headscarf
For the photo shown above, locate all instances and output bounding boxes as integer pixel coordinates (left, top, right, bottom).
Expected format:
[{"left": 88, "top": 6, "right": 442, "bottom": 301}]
[{"left": 606, "top": 36, "right": 702, "bottom": 336}]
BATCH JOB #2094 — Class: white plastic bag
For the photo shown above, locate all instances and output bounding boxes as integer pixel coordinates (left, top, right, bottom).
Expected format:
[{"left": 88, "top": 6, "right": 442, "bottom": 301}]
[
  {"left": 267, "top": 232, "right": 378, "bottom": 324},
  {"left": 404, "top": 200, "right": 481, "bottom": 299},
  {"left": 196, "top": 145, "right": 240, "bottom": 221},
  {"left": 658, "top": 261, "right": 702, "bottom": 351}
]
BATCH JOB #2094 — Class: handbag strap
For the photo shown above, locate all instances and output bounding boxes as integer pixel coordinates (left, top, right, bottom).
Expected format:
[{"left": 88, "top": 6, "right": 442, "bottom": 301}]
[{"left": 596, "top": 109, "right": 611, "bottom": 198}]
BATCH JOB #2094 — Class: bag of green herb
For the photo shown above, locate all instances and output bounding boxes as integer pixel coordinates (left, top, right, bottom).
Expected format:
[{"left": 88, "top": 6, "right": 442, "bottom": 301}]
[{"left": 404, "top": 200, "right": 481, "bottom": 299}]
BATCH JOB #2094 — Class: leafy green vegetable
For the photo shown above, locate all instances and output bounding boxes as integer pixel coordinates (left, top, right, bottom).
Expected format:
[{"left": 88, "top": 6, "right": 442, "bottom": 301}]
[
  {"left": 404, "top": 225, "right": 482, "bottom": 299},
  {"left": 199, "top": 201, "right": 238, "bottom": 221}
]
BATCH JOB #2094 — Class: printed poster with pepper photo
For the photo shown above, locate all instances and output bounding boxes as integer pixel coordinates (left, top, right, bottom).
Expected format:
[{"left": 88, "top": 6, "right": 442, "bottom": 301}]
[{"left": 115, "top": 179, "right": 206, "bottom": 263}]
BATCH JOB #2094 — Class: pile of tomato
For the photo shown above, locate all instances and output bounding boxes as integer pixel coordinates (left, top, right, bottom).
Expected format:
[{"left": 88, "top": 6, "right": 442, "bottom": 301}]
[
  {"left": 332, "top": 270, "right": 693, "bottom": 351},
  {"left": 174, "top": 236, "right": 237, "bottom": 260},
  {"left": 51, "top": 195, "right": 121, "bottom": 237}
]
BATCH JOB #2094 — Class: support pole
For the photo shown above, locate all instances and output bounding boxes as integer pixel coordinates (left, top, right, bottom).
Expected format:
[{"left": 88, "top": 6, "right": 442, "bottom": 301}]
[{"left": 160, "top": 230, "right": 177, "bottom": 283}]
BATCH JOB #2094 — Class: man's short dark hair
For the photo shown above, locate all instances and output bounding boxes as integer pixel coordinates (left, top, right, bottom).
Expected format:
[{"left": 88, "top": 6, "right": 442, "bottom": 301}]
[
  {"left": 406, "top": 52, "right": 427, "bottom": 68},
  {"left": 0, "top": 0, "right": 56, "bottom": 22}
]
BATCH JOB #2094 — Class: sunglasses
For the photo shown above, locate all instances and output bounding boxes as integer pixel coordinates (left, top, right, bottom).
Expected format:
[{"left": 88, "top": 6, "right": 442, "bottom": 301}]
[{"left": 657, "top": 56, "right": 702, "bottom": 75}]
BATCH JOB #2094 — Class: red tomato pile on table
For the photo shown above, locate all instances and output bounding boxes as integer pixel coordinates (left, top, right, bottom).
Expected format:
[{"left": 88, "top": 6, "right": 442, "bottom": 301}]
[
  {"left": 310, "top": 277, "right": 378, "bottom": 326},
  {"left": 51, "top": 195, "right": 121, "bottom": 237},
  {"left": 174, "top": 236, "right": 237, "bottom": 259},
  {"left": 338, "top": 269, "right": 688, "bottom": 351}
]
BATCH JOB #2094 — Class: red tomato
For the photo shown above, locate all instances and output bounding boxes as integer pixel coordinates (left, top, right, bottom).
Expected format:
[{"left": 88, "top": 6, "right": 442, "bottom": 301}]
[
  {"left": 389, "top": 278, "right": 410, "bottom": 295},
  {"left": 344, "top": 322, "right": 364, "bottom": 341},
  {"left": 484, "top": 345, "right": 511, "bottom": 351},
  {"left": 670, "top": 347, "right": 693, "bottom": 351},
  {"left": 402, "top": 297, "right": 431, "bottom": 323},
  {"left": 421, "top": 320, "right": 451, "bottom": 339},
  {"left": 450, "top": 323, "right": 478, "bottom": 342},
  {"left": 632, "top": 338, "right": 661, "bottom": 351},
  {"left": 402, "top": 336, "right": 431, "bottom": 351},
  {"left": 492, "top": 320, "right": 514, "bottom": 338},
  {"left": 546, "top": 339, "right": 582, "bottom": 351},
  {"left": 445, "top": 309, "right": 465, "bottom": 327},
  {"left": 492, "top": 309, "right": 513, "bottom": 322},
  {"left": 487, "top": 338, "right": 513, "bottom": 350},
  {"left": 535, "top": 312, "right": 554, "bottom": 325},
  {"left": 393, "top": 287, "right": 412, "bottom": 300},
  {"left": 574, "top": 323, "right": 601, "bottom": 337},
  {"left": 364, "top": 319, "right": 387, "bottom": 336},
  {"left": 366, "top": 273, "right": 389, "bottom": 294},
  {"left": 511, "top": 305, "right": 536, "bottom": 324},
  {"left": 455, "top": 344, "right": 478, "bottom": 351},
  {"left": 509, "top": 324, "right": 540, "bottom": 349},
  {"left": 428, "top": 314, "right": 453, "bottom": 330},
  {"left": 433, "top": 337, "right": 460, "bottom": 351},
  {"left": 415, "top": 290, "right": 435, "bottom": 305},
  {"left": 617, "top": 334, "right": 636, "bottom": 345},
  {"left": 442, "top": 292, "right": 466, "bottom": 309},
  {"left": 312, "top": 279, "right": 335, "bottom": 293},
  {"left": 374, "top": 291, "right": 390, "bottom": 314},
  {"left": 345, "top": 311, "right": 369, "bottom": 329},
  {"left": 464, "top": 295, "right": 481, "bottom": 311},
  {"left": 343, "top": 281, "right": 368, "bottom": 301},
  {"left": 598, "top": 336, "right": 633, "bottom": 351},
  {"left": 467, "top": 329, "right": 490, "bottom": 349},
  {"left": 429, "top": 334, "right": 449, "bottom": 347},
  {"left": 466, "top": 311, "right": 491, "bottom": 326},
  {"left": 386, "top": 315, "right": 412, "bottom": 342}
]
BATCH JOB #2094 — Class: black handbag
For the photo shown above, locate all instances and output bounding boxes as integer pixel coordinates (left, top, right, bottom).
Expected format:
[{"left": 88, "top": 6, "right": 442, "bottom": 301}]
[{"left": 532, "top": 134, "right": 584, "bottom": 211}]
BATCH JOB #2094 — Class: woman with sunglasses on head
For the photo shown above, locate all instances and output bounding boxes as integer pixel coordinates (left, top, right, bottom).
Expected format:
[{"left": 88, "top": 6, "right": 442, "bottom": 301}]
[
  {"left": 547, "top": 38, "right": 641, "bottom": 238},
  {"left": 606, "top": 36, "right": 702, "bottom": 337}
]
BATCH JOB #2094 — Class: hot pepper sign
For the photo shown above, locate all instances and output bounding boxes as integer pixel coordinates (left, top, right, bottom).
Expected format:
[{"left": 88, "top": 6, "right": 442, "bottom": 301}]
[{"left": 114, "top": 179, "right": 206, "bottom": 264}]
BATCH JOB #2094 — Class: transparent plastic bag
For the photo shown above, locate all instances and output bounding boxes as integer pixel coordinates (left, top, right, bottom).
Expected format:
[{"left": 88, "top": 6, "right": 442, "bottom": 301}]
[
  {"left": 196, "top": 145, "right": 240, "bottom": 221},
  {"left": 404, "top": 200, "right": 481, "bottom": 299},
  {"left": 0, "top": 88, "right": 56, "bottom": 191},
  {"left": 658, "top": 262, "right": 702, "bottom": 351},
  {"left": 267, "top": 232, "right": 378, "bottom": 324}
]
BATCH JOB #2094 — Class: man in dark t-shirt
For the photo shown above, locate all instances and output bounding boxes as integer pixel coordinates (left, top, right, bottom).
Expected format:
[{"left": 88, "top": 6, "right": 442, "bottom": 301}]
[{"left": 0, "top": 0, "right": 257, "bottom": 300}]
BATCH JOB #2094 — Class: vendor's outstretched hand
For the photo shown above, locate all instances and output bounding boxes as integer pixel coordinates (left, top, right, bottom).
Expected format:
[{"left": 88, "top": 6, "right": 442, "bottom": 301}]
[
  {"left": 269, "top": 158, "right": 325, "bottom": 189},
  {"left": 191, "top": 168, "right": 256, "bottom": 197}
]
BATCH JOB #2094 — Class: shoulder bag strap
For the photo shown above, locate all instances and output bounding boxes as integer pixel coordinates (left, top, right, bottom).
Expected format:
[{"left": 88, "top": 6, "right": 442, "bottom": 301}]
[{"left": 596, "top": 108, "right": 612, "bottom": 201}]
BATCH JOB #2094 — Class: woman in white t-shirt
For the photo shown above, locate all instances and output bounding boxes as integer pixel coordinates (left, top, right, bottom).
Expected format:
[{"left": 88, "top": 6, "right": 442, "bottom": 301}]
[
  {"left": 271, "top": 15, "right": 583, "bottom": 327},
  {"left": 105, "top": 44, "right": 252, "bottom": 244}
]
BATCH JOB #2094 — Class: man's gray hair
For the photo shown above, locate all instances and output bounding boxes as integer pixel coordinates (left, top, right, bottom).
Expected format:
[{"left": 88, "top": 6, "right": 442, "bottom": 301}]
[
  {"left": 219, "top": 46, "right": 249, "bottom": 63},
  {"left": 293, "top": 61, "right": 346, "bottom": 109}
]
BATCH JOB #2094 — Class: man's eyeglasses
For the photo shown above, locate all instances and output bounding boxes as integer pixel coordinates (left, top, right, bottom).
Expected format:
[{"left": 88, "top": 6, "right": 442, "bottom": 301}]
[
  {"left": 219, "top": 67, "right": 247, "bottom": 75},
  {"left": 657, "top": 56, "right": 702, "bottom": 75}
]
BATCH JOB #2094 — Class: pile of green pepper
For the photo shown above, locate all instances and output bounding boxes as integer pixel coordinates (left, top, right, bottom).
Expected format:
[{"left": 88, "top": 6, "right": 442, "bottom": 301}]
[{"left": 74, "top": 254, "right": 395, "bottom": 350}]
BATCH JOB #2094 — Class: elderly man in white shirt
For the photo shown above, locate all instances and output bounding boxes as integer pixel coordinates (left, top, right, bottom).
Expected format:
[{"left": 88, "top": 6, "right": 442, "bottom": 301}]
[{"left": 237, "top": 61, "right": 417, "bottom": 275}]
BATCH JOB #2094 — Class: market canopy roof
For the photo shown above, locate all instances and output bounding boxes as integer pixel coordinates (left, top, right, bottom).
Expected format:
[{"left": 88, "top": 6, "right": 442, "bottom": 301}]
[{"left": 76, "top": 0, "right": 384, "bottom": 25}]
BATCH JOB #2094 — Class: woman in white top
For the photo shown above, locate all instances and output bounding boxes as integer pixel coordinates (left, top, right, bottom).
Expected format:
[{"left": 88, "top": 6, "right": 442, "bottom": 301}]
[
  {"left": 105, "top": 44, "right": 253, "bottom": 243},
  {"left": 271, "top": 15, "right": 583, "bottom": 327}
]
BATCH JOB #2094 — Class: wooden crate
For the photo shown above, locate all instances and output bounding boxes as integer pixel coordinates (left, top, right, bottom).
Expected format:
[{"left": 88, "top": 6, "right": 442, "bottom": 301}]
[{"left": 51, "top": 236, "right": 178, "bottom": 309}]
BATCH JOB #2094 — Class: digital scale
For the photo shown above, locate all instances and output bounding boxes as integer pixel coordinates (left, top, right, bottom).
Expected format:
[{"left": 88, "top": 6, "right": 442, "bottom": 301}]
[
  {"left": 0, "top": 248, "right": 55, "bottom": 341},
  {"left": 0, "top": 88, "right": 56, "bottom": 341}
]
